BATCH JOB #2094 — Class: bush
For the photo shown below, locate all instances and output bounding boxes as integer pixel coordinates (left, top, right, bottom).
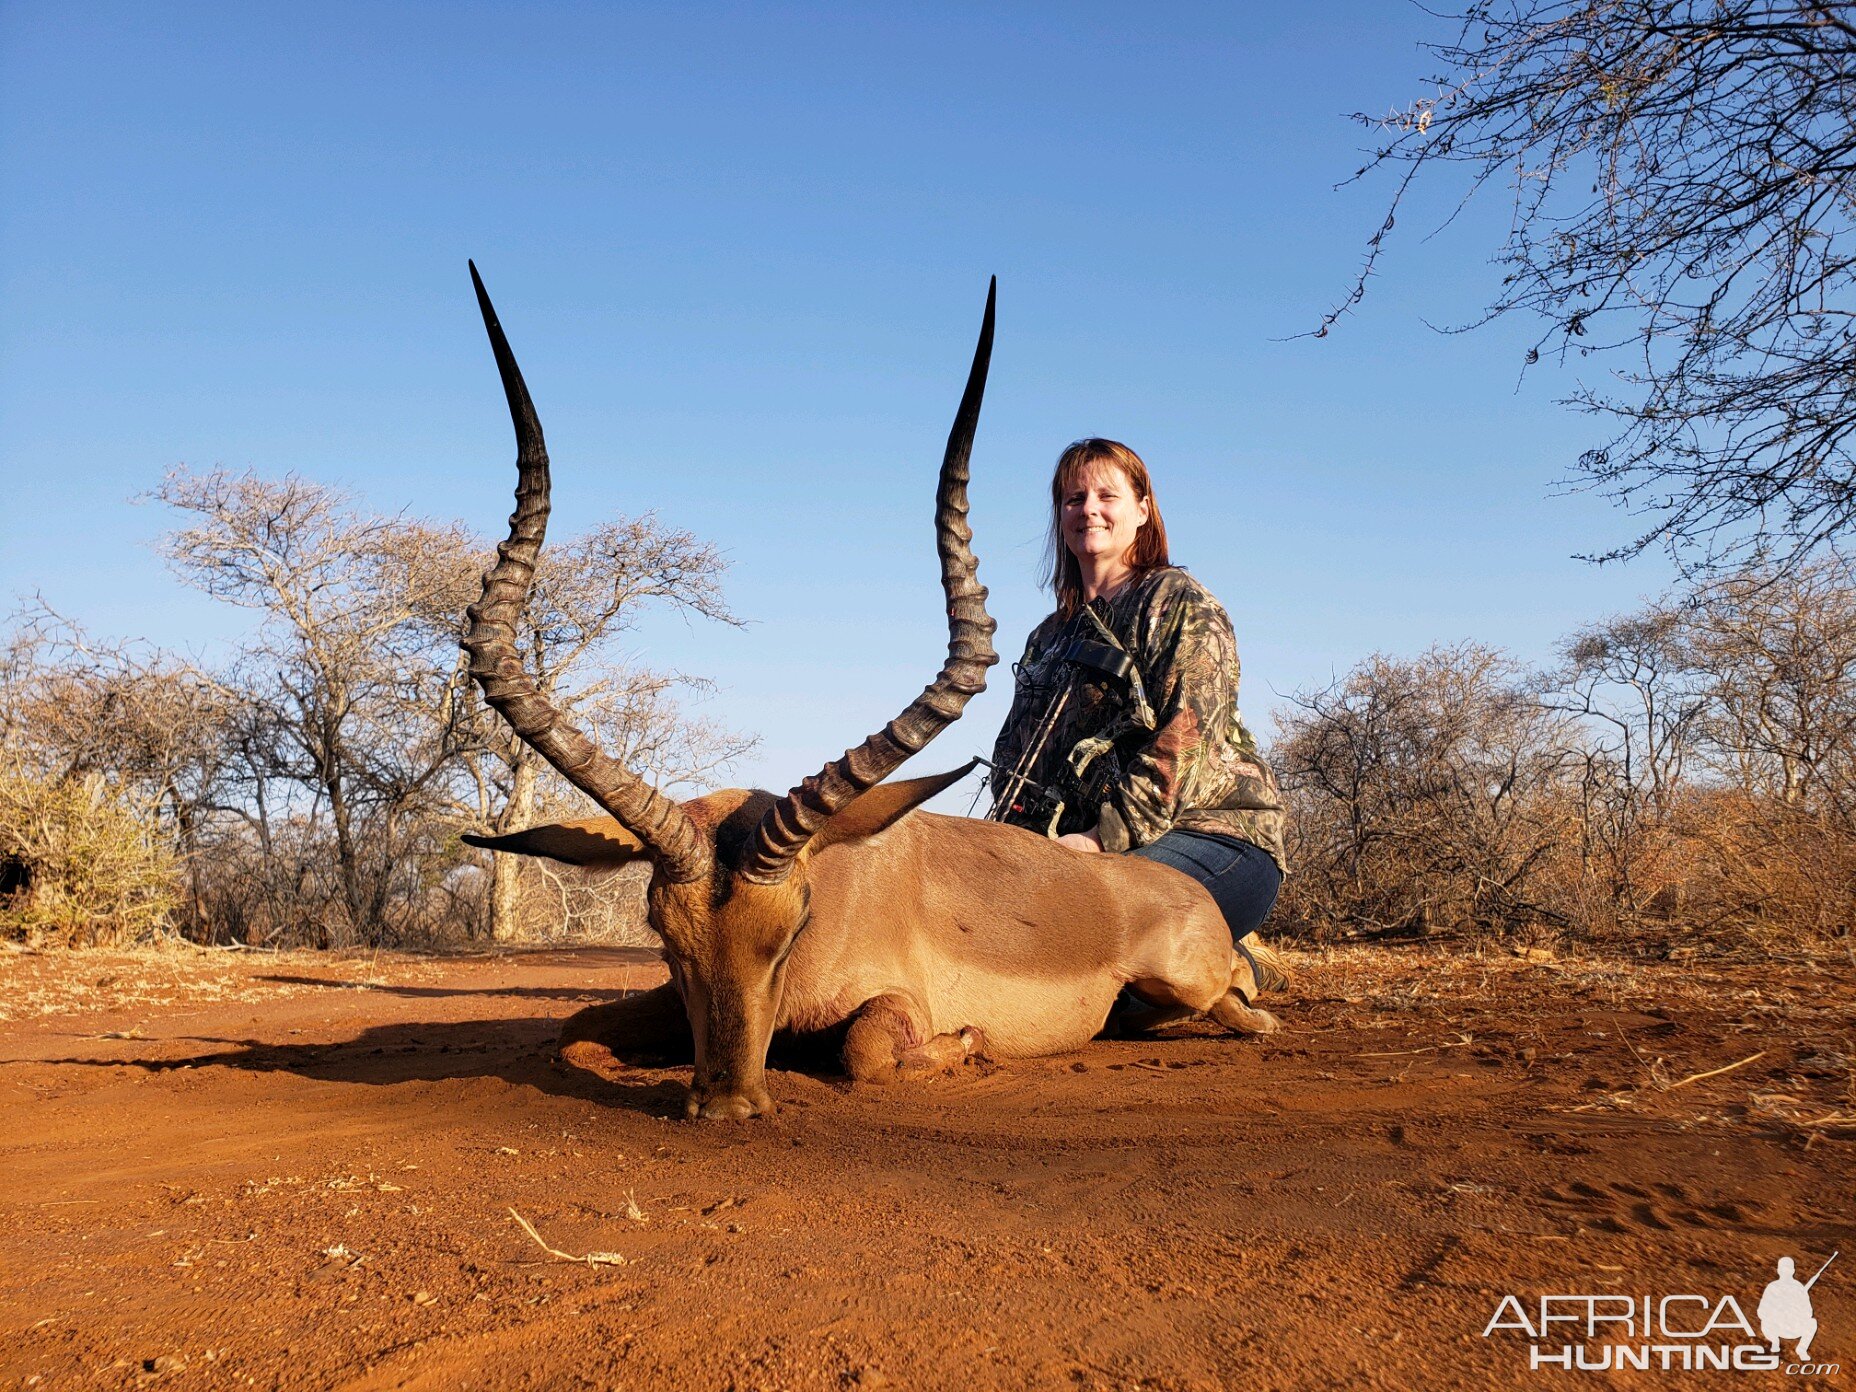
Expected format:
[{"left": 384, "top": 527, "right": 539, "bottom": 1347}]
[
  {"left": 1273, "top": 644, "right": 1577, "bottom": 941},
  {"left": 0, "top": 768, "right": 178, "bottom": 946},
  {"left": 1664, "top": 791, "right": 1856, "bottom": 948}
]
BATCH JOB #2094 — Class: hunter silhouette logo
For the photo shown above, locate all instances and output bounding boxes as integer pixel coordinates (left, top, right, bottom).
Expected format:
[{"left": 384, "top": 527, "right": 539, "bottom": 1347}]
[
  {"left": 1480, "top": 1250, "right": 1839, "bottom": 1374},
  {"left": 1760, "top": 1253, "right": 1834, "bottom": 1362}
]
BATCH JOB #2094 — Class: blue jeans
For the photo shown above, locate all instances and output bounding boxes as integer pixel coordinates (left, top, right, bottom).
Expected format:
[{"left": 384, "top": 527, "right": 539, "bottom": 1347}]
[{"left": 1129, "top": 828, "right": 1281, "bottom": 942}]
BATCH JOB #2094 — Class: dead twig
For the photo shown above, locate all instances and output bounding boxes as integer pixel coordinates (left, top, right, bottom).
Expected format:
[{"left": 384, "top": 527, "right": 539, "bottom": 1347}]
[
  {"left": 1623, "top": 1033, "right": 1671, "bottom": 1089},
  {"left": 507, "top": 1206, "right": 625, "bottom": 1266},
  {"left": 1359, "top": 1032, "right": 1473, "bottom": 1059},
  {"left": 1666, "top": 1050, "right": 1767, "bottom": 1092},
  {"left": 1796, "top": 1112, "right": 1856, "bottom": 1130}
]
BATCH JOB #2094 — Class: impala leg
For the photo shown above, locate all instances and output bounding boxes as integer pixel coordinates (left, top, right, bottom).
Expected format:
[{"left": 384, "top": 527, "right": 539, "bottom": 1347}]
[
  {"left": 1112, "top": 978, "right": 1211, "bottom": 1036},
  {"left": 1108, "top": 963, "right": 1221, "bottom": 1037},
  {"left": 1117, "top": 980, "right": 1283, "bottom": 1038},
  {"left": 1115, "top": 921, "right": 1283, "bottom": 1037},
  {"left": 1210, "top": 943, "right": 1284, "bottom": 1033},
  {"left": 557, "top": 982, "right": 695, "bottom": 1066},
  {"left": 1209, "top": 988, "right": 1283, "bottom": 1035},
  {"left": 842, "top": 992, "right": 983, "bottom": 1083}
]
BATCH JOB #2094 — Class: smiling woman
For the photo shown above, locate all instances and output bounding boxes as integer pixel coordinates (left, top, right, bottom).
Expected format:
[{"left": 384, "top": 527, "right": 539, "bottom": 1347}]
[{"left": 987, "top": 438, "right": 1289, "bottom": 1012}]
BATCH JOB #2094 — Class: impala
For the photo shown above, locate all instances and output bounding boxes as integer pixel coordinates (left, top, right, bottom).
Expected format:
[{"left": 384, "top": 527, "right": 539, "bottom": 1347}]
[{"left": 459, "top": 265, "right": 1279, "bottom": 1120}]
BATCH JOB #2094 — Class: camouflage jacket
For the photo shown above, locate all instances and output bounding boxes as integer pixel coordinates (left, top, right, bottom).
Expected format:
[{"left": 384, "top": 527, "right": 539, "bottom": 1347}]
[{"left": 988, "top": 566, "right": 1287, "bottom": 871}]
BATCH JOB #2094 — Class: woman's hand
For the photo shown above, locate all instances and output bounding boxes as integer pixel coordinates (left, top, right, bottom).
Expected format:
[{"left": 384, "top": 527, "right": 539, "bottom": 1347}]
[{"left": 1056, "top": 830, "right": 1104, "bottom": 853}]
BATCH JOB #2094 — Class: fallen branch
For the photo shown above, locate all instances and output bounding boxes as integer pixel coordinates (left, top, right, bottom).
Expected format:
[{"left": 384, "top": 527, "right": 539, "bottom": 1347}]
[
  {"left": 1797, "top": 1112, "right": 1856, "bottom": 1130},
  {"left": 1359, "top": 1033, "right": 1473, "bottom": 1059},
  {"left": 507, "top": 1206, "right": 625, "bottom": 1266},
  {"left": 1666, "top": 1050, "right": 1767, "bottom": 1092}
]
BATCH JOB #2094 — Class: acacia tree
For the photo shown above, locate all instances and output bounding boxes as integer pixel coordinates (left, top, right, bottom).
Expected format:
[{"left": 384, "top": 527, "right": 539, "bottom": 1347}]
[
  {"left": 1334, "top": 1, "right": 1856, "bottom": 569},
  {"left": 1685, "top": 552, "right": 1856, "bottom": 816},
  {"left": 155, "top": 467, "right": 752, "bottom": 944},
  {"left": 157, "top": 467, "right": 479, "bottom": 942},
  {"left": 3, "top": 606, "right": 238, "bottom": 827},
  {"left": 1553, "top": 608, "right": 1706, "bottom": 815},
  {"left": 1544, "top": 604, "right": 1712, "bottom": 910},
  {"left": 1274, "top": 643, "right": 1579, "bottom": 936}
]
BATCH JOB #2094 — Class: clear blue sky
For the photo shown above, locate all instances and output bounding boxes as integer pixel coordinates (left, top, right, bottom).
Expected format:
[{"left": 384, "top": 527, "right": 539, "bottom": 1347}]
[{"left": 0, "top": 2, "right": 1675, "bottom": 803}]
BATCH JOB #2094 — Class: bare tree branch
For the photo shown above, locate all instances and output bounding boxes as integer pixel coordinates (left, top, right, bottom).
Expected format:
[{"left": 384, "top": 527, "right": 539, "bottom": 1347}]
[{"left": 1335, "top": 0, "right": 1856, "bottom": 571}]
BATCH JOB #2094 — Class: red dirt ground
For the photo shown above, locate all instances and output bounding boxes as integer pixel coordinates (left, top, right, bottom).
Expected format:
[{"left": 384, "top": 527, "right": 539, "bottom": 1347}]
[{"left": 3, "top": 941, "right": 1852, "bottom": 1391}]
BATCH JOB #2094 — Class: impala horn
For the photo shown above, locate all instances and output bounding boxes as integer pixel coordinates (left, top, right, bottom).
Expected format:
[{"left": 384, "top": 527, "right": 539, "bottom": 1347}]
[
  {"left": 460, "top": 261, "right": 711, "bottom": 885},
  {"left": 739, "top": 279, "right": 999, "bottom": 884}
]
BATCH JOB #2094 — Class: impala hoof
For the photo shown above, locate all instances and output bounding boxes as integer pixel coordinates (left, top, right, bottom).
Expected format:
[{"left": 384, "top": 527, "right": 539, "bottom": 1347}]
[
  {"left": 684, "top": 1089, "right": 774, "bottom": 1121},
  {"left": 1219, "top": 1001, "right": 1283, "bottom": 1035}
]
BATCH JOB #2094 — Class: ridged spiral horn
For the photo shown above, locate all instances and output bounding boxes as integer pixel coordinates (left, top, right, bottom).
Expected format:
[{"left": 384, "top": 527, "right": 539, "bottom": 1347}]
[
  {"left": 460, "top": 261, "right": 711, "bottom": 885},
  {"left": 738, "top": 279, "right": 999, "bottom": 884}
]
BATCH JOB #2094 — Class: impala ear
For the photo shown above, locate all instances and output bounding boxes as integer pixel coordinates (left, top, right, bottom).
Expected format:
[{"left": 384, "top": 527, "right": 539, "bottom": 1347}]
[
  {"left": 462, "top": 818, "right": 651, "bottom": 868},
  {"left": 807, "top": 760, "right": 980, "bottom": 854}
]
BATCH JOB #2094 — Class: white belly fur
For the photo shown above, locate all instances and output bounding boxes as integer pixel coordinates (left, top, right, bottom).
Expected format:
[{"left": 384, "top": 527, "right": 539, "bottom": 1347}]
[
  {"left": 923, "top": 952, "right": 1125, "bottom": 1056},
  {"left": 781, "top": 948, "right": 1123, "bottom": 1057}
]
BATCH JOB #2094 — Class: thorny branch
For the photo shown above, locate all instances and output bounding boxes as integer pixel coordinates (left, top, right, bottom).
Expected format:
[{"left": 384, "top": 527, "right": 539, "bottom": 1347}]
[{"left": 1329, "top": 1, "right": 1856, "bottom": 571}]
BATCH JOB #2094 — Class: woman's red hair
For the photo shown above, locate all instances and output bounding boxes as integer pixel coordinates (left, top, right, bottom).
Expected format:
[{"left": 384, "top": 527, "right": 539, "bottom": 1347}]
[{"left": 1043, "top": 438, "right": 1170, "bottom": 618}]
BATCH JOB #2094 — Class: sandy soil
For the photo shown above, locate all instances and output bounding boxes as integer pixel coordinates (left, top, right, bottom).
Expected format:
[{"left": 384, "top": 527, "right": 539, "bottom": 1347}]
[{"left": 2, "top": 940, "right": 1852, "bottom": 1391}]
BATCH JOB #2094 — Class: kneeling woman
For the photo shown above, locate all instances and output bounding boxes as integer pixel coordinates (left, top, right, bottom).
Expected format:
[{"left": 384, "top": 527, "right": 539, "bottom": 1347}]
[{"left": 988, "top": 438, "right": 1288, "bottom": 1018}]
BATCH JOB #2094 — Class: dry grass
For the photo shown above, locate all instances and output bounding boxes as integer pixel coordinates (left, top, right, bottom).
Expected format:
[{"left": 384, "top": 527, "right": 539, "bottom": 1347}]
[
  {"left": 507, "top": 1207, "right": 626, "bottom": 1267},
  {"left": 1298, "top": 938, "right": 1856, "bottom": 1152}
]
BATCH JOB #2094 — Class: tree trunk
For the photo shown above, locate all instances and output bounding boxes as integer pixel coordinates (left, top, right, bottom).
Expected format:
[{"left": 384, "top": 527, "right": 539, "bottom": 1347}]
[
  {"left": 170, "top": 794, "right": 208, "bottom": 942},
  {"left": 325, "top": 741, "right": 365, "bottom": 948},
  {"left": 487, "top": 852, "right": 522, "bottom": 943},
  {"left": 486, "top": 753, "right": 538, "bottom": 942}
]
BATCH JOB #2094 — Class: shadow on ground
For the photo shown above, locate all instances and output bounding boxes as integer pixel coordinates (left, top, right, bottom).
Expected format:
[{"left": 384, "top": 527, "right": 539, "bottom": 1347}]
[
  {"left": 26, "top": 1006, "right": 854, "bottom": 1120},
  {"left": 27, "top": 1015, "right": 695, "bottom": 1116}
]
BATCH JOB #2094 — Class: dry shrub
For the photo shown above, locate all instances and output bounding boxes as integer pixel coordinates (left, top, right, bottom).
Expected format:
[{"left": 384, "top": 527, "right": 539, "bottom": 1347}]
[
  {"left": 480, "top": 858, "right": 656, "bottom": 947},
  {"left": 1270, "top": 571, "right": 1856, "bottom": 956},
  {"left": 1663, "top": 790, "right": 1856, "bottom": 948},
  {"left": 1272, "top": 644, "right": 1577, "bottom": 942},
  {"left": 189, "top": 819, "right": 480, "bottom": 950},
  {"left": 176, "top": 819, "right": 658, "bottom": 951},
  {"left": 0, "top": 768, "right": 178, "bottom": 946}
]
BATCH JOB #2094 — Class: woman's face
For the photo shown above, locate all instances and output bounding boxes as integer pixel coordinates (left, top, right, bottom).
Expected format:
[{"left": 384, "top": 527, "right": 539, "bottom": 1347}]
[{"left": 1061, "top": 461, "right": 1150, "bottom": 567}]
